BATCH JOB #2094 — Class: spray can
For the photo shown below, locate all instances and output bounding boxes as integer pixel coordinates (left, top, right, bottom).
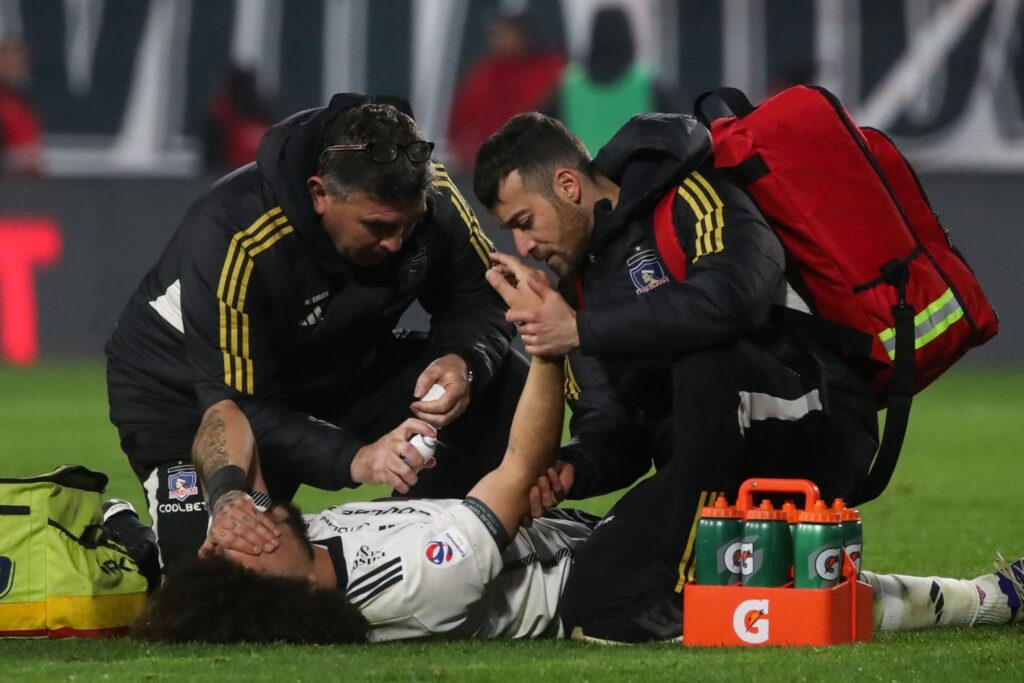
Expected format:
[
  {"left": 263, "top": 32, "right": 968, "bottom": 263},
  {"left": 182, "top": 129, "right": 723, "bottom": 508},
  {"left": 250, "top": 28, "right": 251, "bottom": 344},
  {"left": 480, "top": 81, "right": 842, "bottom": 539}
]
[
  {"left": 794, "top": 499, "right": 844, "bottom": 589},
  {"left": 408, "top": 434, "right": 437, "bottom": 465},
  {"left": 695, "top": 496, "right": 744, "bottom": 586},
  {"left": 832, "top": 499, "right": 863, "bottom": 576},
  {"left": 741, "top": 500, "right": 792, "bottom": 587}
]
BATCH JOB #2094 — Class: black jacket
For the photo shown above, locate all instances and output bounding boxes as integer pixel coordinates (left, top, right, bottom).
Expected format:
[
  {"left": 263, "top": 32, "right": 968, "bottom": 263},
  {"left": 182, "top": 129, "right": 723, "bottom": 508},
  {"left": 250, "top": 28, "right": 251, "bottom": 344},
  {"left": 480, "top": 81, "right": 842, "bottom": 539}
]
[
  {"left": 106, "top": 94, "right": 512, "bottom": 489},
  {"left": 558, "top": 113, "right": 791, "bottom": 497}
]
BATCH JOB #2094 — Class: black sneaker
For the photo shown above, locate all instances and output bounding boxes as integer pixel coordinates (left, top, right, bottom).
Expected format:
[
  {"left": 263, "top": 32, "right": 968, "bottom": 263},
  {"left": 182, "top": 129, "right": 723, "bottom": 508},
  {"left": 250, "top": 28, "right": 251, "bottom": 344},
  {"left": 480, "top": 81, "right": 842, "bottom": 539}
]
[
  {"left": 101, "top": 498, "right": 161, "bottom": 590},
  {"left": 567, "top": 595, "right": 683, "bottom": 644}
]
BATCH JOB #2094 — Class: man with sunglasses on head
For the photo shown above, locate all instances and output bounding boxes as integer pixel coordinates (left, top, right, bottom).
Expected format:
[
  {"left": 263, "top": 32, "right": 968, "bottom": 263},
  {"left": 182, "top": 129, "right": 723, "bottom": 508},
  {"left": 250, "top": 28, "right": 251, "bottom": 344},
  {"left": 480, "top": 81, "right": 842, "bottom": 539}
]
[{"left": 105, "top": 95, "right": 525, "bottom": 570}]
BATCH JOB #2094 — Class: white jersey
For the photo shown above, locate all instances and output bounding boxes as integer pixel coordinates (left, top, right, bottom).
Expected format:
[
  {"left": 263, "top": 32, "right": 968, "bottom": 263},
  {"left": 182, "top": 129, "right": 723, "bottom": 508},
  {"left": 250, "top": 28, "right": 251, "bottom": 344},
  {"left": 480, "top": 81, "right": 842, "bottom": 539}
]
[{"left": 304, "top": 498, "right": 594, "bottom": 642}]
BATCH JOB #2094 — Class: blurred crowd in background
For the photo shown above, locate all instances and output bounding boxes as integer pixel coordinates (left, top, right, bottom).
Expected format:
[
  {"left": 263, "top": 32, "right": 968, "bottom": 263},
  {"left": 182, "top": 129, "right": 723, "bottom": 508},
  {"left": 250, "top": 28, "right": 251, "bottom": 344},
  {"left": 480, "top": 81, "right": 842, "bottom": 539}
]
[
  {"left": 446, "top": 7, "right": 682, "bottom": 171},
  {"left": 0, "top": 5, "right": 684, "bottom": 177},
  {"left": 3, "top": 0, "right": 1022, "bottom": 178},
  {"left": 0, "top": 36, "right": 41, "bottom": 176},
  {"left": 0, "top": 0, "right": 1020, "bottom": 367},
  {"left": 2, "top": 3, "right": 834, "bottom": 178}
]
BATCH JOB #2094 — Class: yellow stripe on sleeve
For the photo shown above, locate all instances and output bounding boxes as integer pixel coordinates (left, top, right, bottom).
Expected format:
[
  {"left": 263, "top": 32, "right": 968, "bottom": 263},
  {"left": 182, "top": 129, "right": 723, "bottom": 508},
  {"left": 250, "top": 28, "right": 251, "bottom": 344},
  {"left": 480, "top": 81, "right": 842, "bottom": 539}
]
[
  {"left": 215, "top": 208, "right": 292, "bottom": 393},
  {"left": 676, "top": 186, "right": 708, "bottom": 260},
  {"left": 692, "top": 172, "right": 725, "bottom": 254},
  {"left": 563, "top": 357, "right": 581, "bottom": 401},
  {"left": 436, "top": 178, "right": 492, "bottom": 266},
  {"left": 682, "top": 177, "right": 716, "bottom": 257}
]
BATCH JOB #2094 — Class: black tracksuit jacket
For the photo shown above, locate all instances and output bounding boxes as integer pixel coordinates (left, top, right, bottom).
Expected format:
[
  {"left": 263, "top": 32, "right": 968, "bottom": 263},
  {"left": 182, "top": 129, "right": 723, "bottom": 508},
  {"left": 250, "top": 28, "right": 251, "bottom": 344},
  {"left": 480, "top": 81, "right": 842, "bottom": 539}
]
[
  {"left": 106, "top": 94, "right": 512, "bottom": 489},
  {"left": 558, "top": 113, "right": 871, "bottom": 497}
]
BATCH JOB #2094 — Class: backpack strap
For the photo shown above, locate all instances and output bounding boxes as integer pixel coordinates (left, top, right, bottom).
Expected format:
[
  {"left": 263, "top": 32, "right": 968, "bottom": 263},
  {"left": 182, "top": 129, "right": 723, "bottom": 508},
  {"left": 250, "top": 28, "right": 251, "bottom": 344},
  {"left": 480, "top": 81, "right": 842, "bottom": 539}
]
[
  {"left": 859, "top": 279, "right": 916, "bottom": 503},
  {"left": 653, "top": 186, "right": 688, "bottom": 281},
  {"left": 694, "top": 87, "right": 757, "bottom": 126}
]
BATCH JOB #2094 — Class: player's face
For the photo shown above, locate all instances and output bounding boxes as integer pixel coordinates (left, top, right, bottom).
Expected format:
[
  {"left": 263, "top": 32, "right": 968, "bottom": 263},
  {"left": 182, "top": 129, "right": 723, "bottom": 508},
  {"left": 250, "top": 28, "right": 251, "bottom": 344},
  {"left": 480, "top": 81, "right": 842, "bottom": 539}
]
[
  {"left": 221, "top": 506, "right": 315, "bottom": 582},
  {"left": 491, "top": 170, "right": 592, "bottom": 279},
  {"left": 309, "top": 182, "right": 426, "bottom": 266}
]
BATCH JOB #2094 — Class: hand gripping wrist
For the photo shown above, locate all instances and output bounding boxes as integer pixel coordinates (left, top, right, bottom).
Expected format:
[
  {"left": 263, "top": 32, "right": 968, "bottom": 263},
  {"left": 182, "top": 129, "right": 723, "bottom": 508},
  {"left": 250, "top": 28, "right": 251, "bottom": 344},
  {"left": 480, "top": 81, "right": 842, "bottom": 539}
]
[{"left": 205, "top": 465, "right": 249, "bottom": 512}]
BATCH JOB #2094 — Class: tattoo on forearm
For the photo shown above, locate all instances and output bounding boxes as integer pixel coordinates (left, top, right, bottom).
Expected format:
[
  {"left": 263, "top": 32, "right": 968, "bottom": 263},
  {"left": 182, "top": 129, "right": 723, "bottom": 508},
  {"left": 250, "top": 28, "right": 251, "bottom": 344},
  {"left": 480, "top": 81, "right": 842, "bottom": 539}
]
[{"left": 192, "top": 410, "right": 228, "bottom": 480}]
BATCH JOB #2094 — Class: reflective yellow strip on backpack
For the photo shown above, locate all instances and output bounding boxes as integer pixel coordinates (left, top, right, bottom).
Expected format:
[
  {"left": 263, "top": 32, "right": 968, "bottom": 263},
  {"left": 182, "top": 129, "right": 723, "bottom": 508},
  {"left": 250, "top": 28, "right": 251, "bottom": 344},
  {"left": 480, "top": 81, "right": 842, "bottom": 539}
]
[{"left": 878, "top": 288, "right": 964, "bottom": 360}]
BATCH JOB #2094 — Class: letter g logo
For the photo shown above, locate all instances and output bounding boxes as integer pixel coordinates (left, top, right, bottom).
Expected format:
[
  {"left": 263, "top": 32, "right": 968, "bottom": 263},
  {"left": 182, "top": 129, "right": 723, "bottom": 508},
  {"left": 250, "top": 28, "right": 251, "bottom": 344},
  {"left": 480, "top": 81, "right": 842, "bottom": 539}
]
[
  {"left": 815, "top": 548, "right": 843, "bottom": 580},
  {"left": 733, "top": 599, "right": 769, "bottom": 643},
  {"left": 723, "top": 541, "right": 743, "bottom": 575}
]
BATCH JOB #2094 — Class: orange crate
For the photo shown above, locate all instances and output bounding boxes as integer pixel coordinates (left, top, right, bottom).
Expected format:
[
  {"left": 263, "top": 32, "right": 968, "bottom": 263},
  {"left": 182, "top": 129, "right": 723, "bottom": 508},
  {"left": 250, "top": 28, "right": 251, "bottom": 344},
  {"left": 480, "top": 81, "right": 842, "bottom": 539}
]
[
  {"left": 683, "top": 572, "right": 872, "bottom": 646},
  {"left": 683, "top": 477, "right": 873, "bottom": 647}
]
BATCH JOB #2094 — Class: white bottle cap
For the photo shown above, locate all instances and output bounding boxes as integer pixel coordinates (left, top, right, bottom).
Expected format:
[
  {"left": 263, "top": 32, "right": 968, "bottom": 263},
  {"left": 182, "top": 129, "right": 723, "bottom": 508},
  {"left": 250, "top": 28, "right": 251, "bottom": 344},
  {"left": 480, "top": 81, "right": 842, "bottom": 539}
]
[
  {"left": 422, "top": 383, "right": 446, "bottom": 402},
  {"left": 409, "top": 434, "right": 438, "bottom": 464}
]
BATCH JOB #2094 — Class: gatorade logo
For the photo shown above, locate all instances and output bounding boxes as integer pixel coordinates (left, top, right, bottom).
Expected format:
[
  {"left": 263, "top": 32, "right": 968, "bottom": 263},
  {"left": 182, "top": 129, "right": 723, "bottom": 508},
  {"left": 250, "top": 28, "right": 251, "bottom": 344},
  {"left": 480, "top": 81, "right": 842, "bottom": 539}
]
[
  {"left": 815, "top": 547, "right": 843, "bottom": 581},
  {"left": 738, "top": 540, "right": 763, "bottom": 577},
  {"left": 733, "top": 599, "right": 770, "bottom": 643},
  {"left": 845, "top": 543, "right": 862, "bottom": 572},
  {"left": 723, "top": 541, "right": 743, "bottom": 575}
]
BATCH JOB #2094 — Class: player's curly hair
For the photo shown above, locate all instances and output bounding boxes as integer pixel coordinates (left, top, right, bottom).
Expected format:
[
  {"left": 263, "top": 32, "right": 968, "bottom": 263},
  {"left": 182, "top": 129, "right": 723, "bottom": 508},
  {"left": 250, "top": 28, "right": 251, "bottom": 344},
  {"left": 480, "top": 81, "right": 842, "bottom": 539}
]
[
  {"left": 320, "top": 102, "right": 435, "bottom": 206},
  {"left": 132, "top": 555, "right": 368, "bottom": 644}
]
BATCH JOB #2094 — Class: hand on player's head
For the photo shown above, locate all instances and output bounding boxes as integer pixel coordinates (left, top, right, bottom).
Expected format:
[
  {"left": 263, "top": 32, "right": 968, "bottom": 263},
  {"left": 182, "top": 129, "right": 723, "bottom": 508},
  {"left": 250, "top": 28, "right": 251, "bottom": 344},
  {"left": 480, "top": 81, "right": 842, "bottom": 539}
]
[
  {"left": 486, "top": 252, "right": 549, "bottom": 311},
  {"left": 216, "top": 504, "right": 316, "bottom": 581},
  {"left": 198, "top": 490, "right": 281, "bottom": 559}
]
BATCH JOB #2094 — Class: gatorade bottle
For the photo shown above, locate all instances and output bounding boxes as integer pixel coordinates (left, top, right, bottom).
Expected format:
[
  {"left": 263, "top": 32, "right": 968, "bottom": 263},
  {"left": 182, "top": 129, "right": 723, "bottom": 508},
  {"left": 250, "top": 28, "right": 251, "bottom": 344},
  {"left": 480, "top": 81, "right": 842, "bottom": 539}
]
[
  {"left": 694, "top": 496, "right": 743, "bottom": 586},
  {"left": 741, "top": 500, "right": 792, "bottom": 587},
  {"left": 832, "top": 499, "right": 863, "bottom": 575},
  {"left": 794, "top": 500, "right": 844, "bottom": 589}
]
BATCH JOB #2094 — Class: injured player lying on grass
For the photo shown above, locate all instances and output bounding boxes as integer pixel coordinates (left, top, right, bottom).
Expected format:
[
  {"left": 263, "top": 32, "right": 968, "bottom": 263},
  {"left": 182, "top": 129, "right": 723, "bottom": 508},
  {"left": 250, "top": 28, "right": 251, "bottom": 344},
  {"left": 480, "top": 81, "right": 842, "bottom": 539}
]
[{"left": 132, "top": 256, "right": 1024, "bottom": 645}]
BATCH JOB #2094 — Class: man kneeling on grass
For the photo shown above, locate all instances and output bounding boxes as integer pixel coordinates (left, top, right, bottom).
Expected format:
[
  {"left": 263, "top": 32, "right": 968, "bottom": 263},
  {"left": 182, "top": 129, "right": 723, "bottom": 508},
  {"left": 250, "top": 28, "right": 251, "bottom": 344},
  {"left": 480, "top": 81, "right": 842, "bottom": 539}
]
[{"left": 133, "top": 256, "right": 1024, "bottom": 645}]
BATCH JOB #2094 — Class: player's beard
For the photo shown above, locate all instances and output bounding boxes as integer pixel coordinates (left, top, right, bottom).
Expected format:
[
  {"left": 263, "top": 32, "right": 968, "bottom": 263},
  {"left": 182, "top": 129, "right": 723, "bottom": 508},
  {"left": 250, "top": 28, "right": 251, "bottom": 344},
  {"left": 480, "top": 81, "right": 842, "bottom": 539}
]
[{"left": 547, "top": 201, "right": 591, "bottom": 279}]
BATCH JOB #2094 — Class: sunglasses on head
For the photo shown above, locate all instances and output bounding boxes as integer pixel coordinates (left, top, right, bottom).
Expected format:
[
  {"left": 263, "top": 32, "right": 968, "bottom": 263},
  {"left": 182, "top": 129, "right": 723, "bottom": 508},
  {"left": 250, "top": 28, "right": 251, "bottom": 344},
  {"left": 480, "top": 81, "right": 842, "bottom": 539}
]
[{"left": 320, "top": 140, "right": 435, "bottom": 165}]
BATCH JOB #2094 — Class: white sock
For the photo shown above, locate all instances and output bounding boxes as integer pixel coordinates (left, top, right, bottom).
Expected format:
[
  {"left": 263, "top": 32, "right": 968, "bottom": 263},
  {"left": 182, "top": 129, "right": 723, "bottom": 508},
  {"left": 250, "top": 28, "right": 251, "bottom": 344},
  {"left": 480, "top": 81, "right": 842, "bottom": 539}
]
[
  {"left": 863, "top": 570, "right": 982, "bottom": 631},
  {"left": 863, "top": 556, "right": 1024, "bottom": 631}
]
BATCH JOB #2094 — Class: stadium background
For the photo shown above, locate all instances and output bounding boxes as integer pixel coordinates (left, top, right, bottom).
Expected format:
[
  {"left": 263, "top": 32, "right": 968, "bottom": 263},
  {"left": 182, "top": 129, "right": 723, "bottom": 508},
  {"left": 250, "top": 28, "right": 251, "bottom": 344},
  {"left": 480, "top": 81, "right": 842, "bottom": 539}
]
[
  {"left": 0, "top": 0, "right": 1021, "bottom": 365},
  {"left": 1, "top": 1, "right": 1023, "bottom": 678}
]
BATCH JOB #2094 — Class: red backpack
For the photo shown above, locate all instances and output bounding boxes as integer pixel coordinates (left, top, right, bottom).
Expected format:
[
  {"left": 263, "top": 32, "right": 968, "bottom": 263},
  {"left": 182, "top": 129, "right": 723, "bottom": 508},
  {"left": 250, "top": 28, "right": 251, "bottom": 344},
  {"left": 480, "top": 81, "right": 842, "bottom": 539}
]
[{"left": 652, "top": 86, "right": 999, "bottom": 502}]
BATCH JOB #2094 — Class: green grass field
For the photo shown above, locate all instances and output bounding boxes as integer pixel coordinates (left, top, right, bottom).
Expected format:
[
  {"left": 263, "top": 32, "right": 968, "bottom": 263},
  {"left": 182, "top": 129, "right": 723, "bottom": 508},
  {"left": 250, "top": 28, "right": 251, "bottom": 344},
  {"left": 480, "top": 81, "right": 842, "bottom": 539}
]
[{"left": 1, "top": 363, "right": 1022, "bottom": 681}]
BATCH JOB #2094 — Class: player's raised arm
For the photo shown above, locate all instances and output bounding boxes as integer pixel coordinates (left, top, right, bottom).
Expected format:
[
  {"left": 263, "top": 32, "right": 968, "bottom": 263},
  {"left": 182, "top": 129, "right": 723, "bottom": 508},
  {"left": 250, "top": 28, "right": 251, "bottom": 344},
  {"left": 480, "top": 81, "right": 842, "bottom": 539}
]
[{"left": 464, "top": 254, "right": 565, "bottom": 539}]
